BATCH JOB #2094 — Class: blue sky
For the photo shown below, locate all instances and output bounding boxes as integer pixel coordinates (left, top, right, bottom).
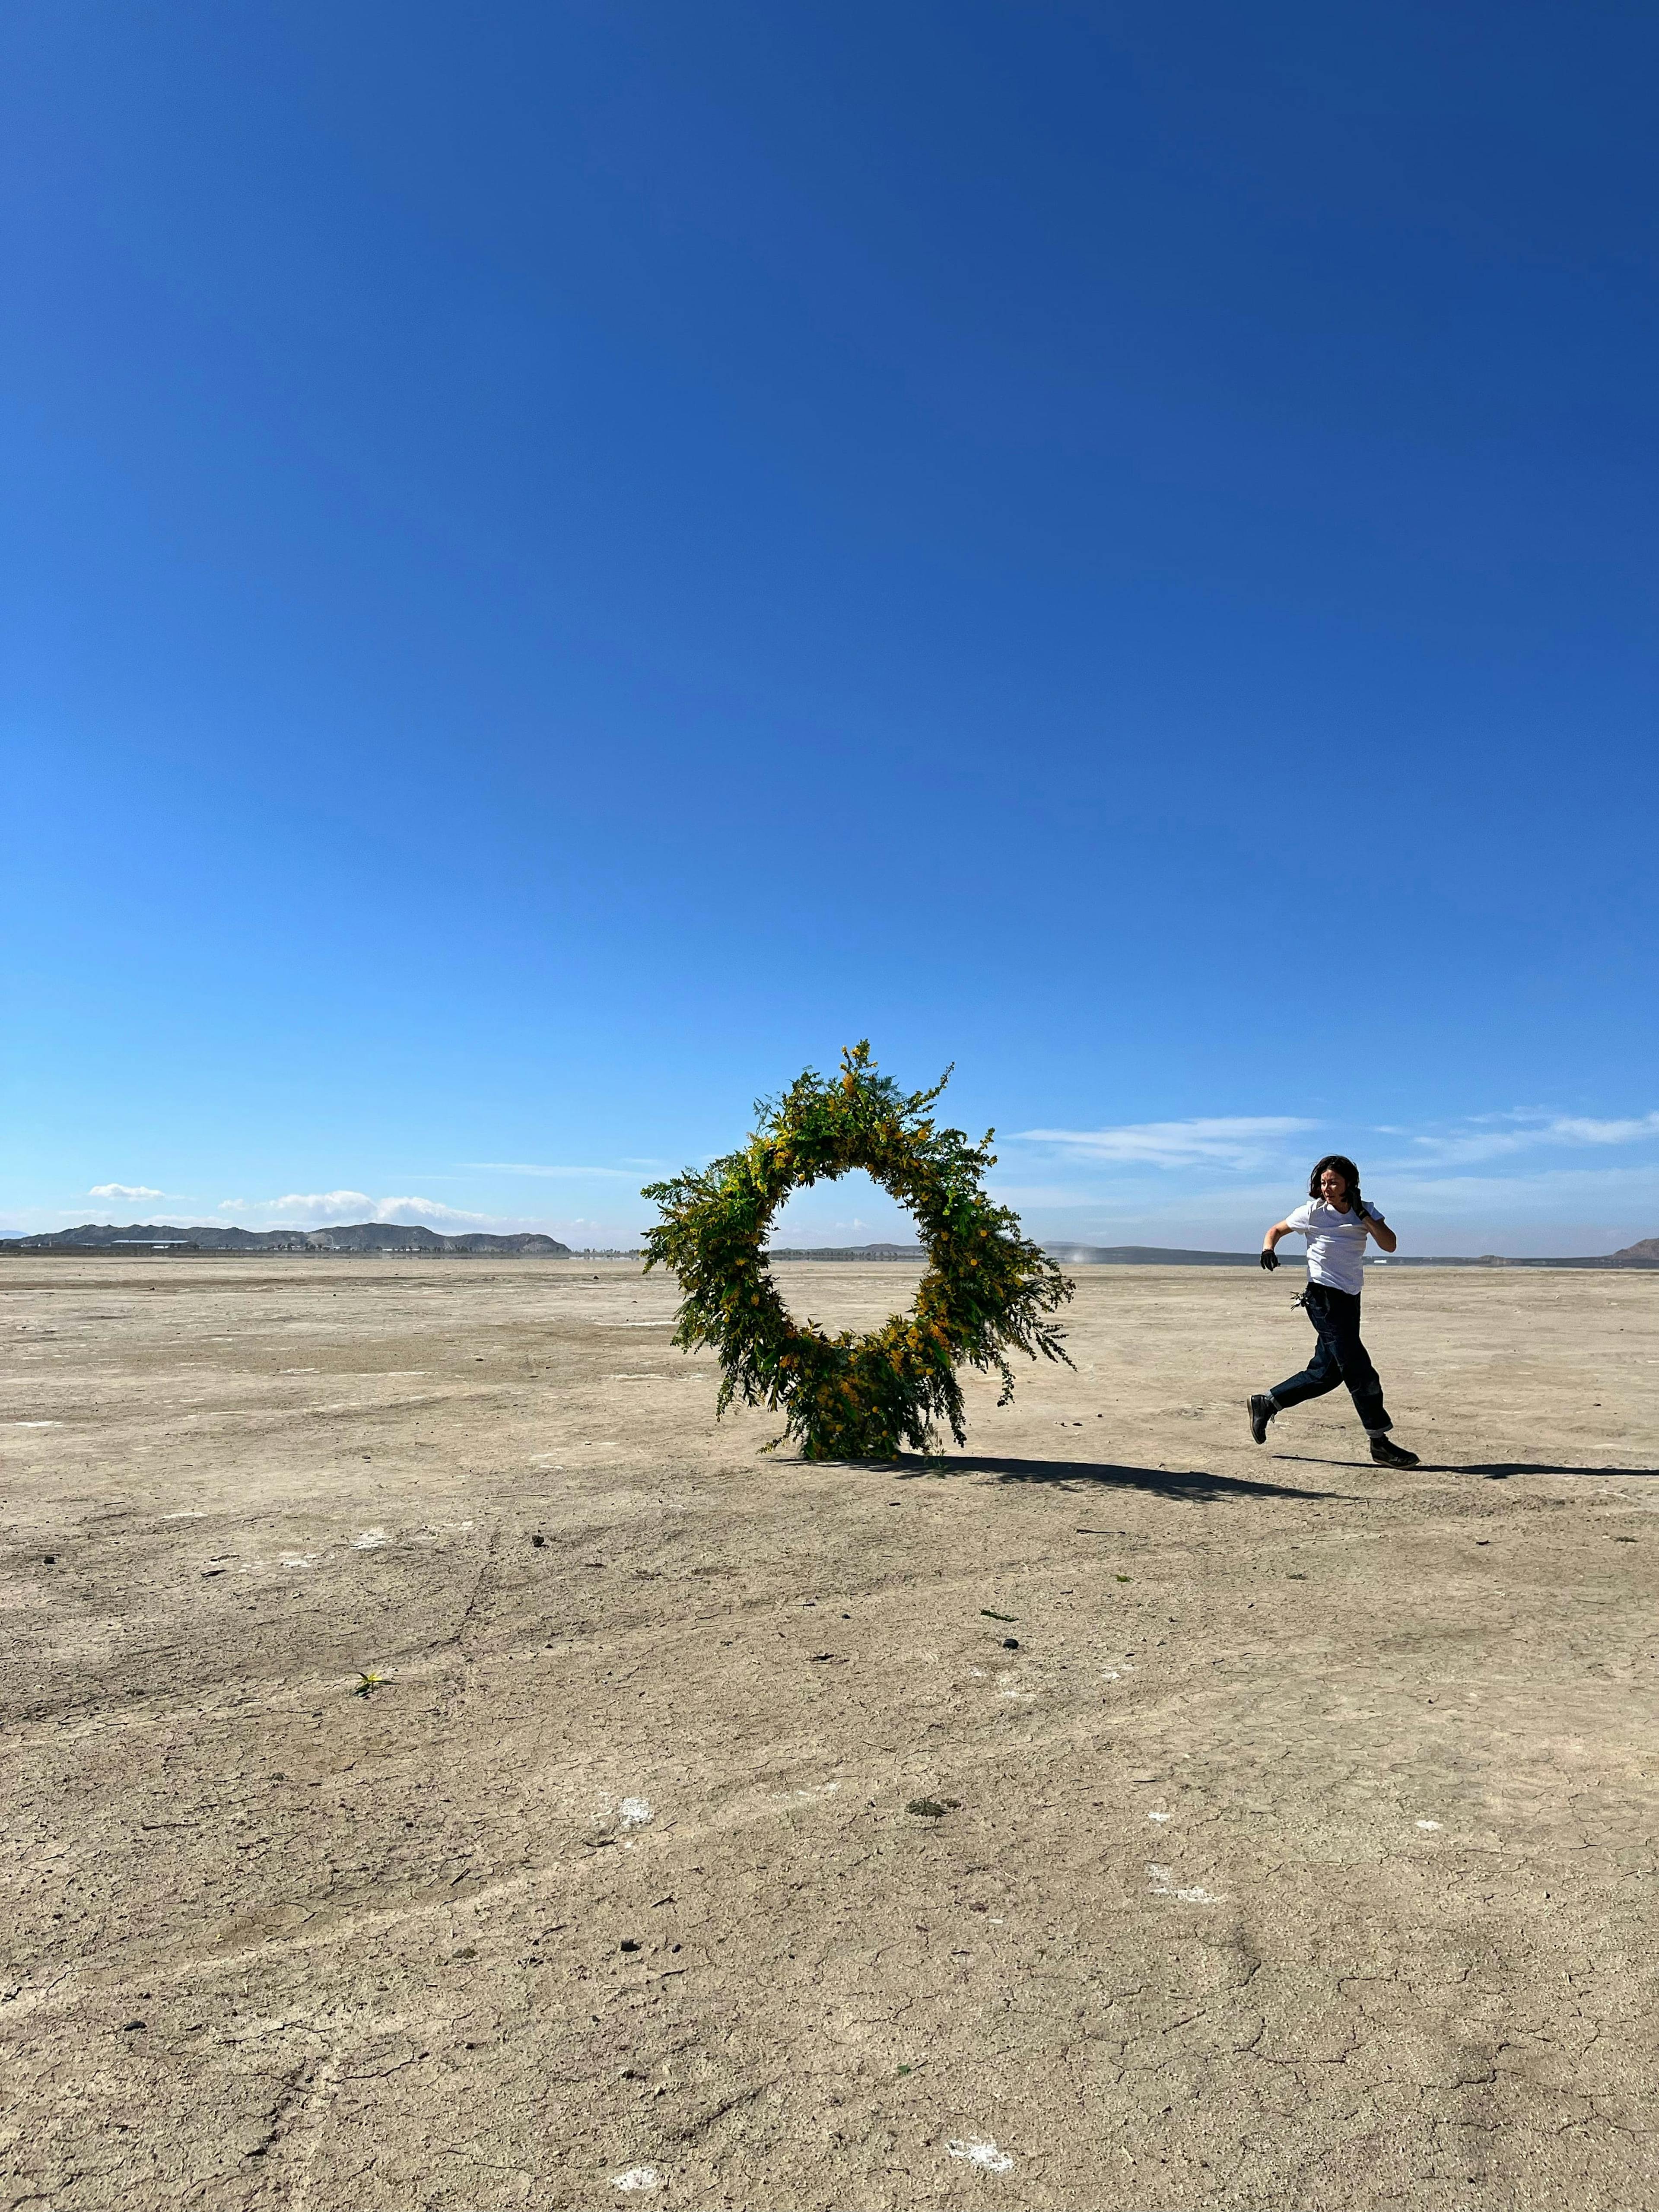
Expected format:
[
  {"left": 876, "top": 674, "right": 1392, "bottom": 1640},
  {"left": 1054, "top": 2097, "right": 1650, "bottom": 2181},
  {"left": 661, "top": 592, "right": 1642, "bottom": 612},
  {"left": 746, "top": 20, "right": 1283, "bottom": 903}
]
[{"left": 5, "top": 2, "right": 1656, "bottom": 1255}]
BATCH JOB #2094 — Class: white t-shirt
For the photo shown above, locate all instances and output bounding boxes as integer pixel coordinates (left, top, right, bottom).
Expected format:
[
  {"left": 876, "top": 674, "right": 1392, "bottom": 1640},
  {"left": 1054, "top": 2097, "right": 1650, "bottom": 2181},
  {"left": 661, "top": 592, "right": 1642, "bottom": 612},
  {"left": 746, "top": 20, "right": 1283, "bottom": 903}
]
[{"left": 1283, "top": 1198, "right": 1382, "bottom": 1296}]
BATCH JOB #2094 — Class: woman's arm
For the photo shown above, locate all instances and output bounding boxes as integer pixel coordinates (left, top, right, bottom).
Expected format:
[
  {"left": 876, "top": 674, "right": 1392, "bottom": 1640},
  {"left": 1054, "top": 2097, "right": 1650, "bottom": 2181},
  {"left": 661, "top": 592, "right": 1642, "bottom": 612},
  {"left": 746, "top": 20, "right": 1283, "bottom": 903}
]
[
  {"left": 1259, "top": 1218, "right": 1294, "bottom": 1269},
  {"left": 1363, "top": 1213, "right": 1398, "bottom": 1254}
]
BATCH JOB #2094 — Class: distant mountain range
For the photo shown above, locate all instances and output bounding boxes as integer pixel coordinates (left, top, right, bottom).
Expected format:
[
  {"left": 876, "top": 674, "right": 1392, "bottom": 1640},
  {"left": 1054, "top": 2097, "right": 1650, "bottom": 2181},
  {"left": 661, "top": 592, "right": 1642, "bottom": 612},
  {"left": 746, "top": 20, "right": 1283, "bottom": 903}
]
[
  {"left": 1380, "top": 1238, "right": 1659, "bottom": 1269},
  {"left": 764, "top": 1242, "right": 927, "bottom": 1261},
  {"left": 1049, "top": 1240, "right": 1659, "bottom": 1268},
  {"left": 764, "top": 1237, "right": 1659, "bottom": 1269},
  {"left": 5, "top": 1220, "right": 572, "bottom": 1256},
  {"left": 7, "top": 1224, "right": 1656, "bottom": 1268},
  {"left": 1043, "top": 1244, "right": 1268, "bottom": 1266},
  {"left": 763, "top": 1241, "right": 1273, "bottom": 1265},
  {"left": 766, "top": 1241, "right": 1294, "bottom": 1265}
]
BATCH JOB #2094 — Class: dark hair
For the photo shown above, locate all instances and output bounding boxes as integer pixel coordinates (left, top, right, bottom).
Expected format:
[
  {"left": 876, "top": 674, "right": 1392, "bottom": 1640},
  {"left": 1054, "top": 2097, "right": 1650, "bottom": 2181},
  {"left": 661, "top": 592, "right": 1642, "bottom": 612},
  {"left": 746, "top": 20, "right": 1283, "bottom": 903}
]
[{"left": 1309, "top": 1154, "right": 1360, "bottom": 1202}]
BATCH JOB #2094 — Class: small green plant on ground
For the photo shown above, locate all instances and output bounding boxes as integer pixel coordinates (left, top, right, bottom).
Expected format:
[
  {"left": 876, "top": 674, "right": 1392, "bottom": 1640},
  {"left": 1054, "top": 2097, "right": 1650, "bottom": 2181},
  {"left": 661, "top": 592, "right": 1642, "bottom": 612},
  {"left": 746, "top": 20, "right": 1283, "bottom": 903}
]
[{"left": 641, "top": 1042, "right": 1073, "bottom": 1460}]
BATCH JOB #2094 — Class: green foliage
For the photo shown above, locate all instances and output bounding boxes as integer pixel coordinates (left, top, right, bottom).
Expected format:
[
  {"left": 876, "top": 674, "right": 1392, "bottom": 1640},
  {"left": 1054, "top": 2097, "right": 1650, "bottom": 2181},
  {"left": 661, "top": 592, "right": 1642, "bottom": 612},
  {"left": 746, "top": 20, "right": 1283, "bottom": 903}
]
[{"left": 641, "top": 1043, "right": 1074, "bottom": 1460}]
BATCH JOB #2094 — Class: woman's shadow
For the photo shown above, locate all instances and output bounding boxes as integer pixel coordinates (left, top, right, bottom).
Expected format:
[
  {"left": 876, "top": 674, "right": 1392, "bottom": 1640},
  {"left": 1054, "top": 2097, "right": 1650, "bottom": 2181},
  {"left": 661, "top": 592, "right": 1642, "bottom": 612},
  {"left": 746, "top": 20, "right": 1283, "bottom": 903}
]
[
  {"left": 892, "top": 1452, "right": 1341, "bottom": 1503},
  {"left": 1271, "top": 1451, "right": 1658, "bottom": 1481}
]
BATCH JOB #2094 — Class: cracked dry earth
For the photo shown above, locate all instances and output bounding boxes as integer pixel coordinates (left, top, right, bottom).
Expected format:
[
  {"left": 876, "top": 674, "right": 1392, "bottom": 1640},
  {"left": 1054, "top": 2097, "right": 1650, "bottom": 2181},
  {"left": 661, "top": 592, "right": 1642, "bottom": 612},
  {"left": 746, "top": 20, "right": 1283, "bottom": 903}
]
[{"left": 2, "top": 1258, "right": 1657, "bottom": 2212}]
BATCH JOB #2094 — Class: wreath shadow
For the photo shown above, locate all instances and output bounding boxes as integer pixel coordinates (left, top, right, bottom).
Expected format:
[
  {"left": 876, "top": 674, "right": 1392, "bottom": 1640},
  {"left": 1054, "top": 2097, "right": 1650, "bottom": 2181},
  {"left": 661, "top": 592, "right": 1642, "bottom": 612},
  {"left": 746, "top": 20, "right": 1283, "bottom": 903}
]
[{"left": 885, "top": 1452, "right": 1342, "bottom": 1503}]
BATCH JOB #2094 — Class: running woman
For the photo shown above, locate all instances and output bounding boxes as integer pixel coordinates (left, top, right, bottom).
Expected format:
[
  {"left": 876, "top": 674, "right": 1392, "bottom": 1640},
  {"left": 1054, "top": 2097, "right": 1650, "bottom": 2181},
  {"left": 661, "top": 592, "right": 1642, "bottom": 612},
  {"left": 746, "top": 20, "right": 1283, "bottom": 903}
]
[{"left": 1249, "top": 1154, "right": 1420, "bottom": 1468}]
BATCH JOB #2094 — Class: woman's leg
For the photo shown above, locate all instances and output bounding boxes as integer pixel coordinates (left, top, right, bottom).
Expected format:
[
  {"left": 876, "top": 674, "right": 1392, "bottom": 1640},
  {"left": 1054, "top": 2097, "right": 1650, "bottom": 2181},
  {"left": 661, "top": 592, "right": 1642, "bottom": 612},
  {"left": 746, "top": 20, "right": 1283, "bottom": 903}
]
[
  {"left": 1264, "top": 1295, "right": 1345, "bottom": 1412},
  {"left": 1253, "top": 1286, "right": 1418, "bottom": 1463},
  {"left": 1319, "top": 1291, "right": 1392, "bottom": 1433}
]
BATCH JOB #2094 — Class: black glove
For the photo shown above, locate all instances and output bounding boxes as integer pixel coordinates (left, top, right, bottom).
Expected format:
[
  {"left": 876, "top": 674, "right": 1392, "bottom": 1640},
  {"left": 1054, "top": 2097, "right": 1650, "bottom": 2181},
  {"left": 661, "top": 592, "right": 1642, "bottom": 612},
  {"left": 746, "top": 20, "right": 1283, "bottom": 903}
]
[
  {"left": 1350, "top": 1193, "right": 1368, "bottom": 1220},
  {"left": 1259, "top": 1247, "right": 1280, "bottom": 1271}
]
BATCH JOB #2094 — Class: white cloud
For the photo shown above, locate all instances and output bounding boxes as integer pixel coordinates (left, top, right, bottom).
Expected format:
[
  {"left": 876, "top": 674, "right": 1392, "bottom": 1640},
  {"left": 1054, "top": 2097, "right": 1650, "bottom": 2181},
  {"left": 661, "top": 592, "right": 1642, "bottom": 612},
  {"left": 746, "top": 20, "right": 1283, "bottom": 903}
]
[
  {"left": 276, "top": 1190, "right": 372, "bottom": 1219},
  {"left": 1387, "top": 1110, "right": 1659, "bottom": 1168},
  {"left": 464, "top": 1162, "right": 637, "bottom": 1179},
  {"left": 217, "top": 1192, "right": 494, "bottom": 1228},
  {"left": 1013, "top": 1116, "right": 1316, "bottom": 1169},
  {"left": 1351, "top": 1160, "right": 1659, "bottom": 1254},
  {"left": 254, "top": 1190, "right": 373, "bottom": 1222},
  {"left": 89, "top": 1183, "right": 165, "bottom": 1201},
  {"left": 1552, "top": 1114, "right": 1659, "bottom": 1144},
  {"left": 375, "top": 1196, "right": 490, "bottom": 1226},
  {"left": 1374, "top": 1161, "right": 1659, "bottom": 1212},
  {"left": 994, "top": 1103, "right": 1659, "bottom": 1255},
  {"left": 1006, "top": 1105, "right": 1659, "bottom": 1219}
]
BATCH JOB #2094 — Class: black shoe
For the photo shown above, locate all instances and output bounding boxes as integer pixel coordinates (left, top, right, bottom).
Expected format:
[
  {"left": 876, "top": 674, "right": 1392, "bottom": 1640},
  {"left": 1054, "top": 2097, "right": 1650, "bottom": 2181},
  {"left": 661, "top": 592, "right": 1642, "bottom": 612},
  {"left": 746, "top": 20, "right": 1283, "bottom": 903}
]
[
  {"left": 1248, "top": 1394, "right": 1276, "bottom": 1445},
  {"left": 1370, "top": 1434, "right": 1419, "bottom": 1468}
]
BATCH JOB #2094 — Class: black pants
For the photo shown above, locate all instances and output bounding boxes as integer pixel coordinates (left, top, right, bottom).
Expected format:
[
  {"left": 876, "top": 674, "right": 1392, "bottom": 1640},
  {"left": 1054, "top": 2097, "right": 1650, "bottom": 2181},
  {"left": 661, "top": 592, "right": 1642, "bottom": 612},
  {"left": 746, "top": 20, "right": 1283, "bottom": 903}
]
[{"left": 1269, "top": 1282, "right": 1392, "bottom": 1433}]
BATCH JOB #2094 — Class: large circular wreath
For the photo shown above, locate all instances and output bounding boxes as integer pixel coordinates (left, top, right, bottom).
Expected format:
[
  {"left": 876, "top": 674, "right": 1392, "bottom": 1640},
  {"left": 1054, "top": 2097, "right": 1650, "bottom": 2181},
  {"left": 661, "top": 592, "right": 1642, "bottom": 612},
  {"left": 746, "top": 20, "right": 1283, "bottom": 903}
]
[{"left": 641, "top": 1044, "right": 1074, "bottom": 1460}]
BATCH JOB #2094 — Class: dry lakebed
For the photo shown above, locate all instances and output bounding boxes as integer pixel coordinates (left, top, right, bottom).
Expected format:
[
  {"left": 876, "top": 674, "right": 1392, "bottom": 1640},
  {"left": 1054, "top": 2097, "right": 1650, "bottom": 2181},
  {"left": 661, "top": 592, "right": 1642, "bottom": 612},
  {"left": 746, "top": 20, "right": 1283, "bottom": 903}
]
[{"left": 2, "top": 1255, "right": 1656, "bottom": 2210}]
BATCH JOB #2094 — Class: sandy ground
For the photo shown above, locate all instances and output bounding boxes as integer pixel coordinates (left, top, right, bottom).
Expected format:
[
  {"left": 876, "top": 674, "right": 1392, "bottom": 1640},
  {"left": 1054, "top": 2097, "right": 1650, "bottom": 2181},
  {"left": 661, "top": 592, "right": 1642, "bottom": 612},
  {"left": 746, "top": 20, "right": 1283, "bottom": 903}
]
[{"left": 2, "top": 1255, "right": 1657, "bottom": 2212}]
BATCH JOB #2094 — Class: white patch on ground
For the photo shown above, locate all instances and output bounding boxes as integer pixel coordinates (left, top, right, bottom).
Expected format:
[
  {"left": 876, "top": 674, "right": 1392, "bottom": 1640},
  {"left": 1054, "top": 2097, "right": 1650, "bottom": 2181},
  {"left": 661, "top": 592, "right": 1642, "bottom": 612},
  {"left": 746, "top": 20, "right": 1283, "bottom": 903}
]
[
  {"left": 611, "top": 1374, "right": 662, "bottom": 1381},
  {"left": 1148, "top": 1811, "right": 1172, "bottom": 1822},
  {"left": 12, "top": 1421, "right": 59, "bottom": 1428},
  {"left": 279, "top": 1554, "right": 318, "bottom": 1569},
  {"left": 1149, "top": 1863, "right": 1216, "bottom": 1902},
  {"left": 163, "top": 1510, "right": 207, "bottom": 1519},
  {"left": 620, "top": 1797, "right": 653, "bottom": 1828},
  {"left": 947, "top": 2137, "right": 1015, "bottom": 2172},
  {"left": 280, "top": 1368, "right": 317, "bottom": 1374},
  {"left": 350, "top": 1528, "right": 389, "bottom": 1550},
  {"left": 793, "top": 1781, "right": 841, "bottom": 1801},
  {"left": 1416, "top": 1818, "right": 1443, "bottom": 1831},
  {"left": 611, "top": 2167, "right": 661, "bottom": 2191}
]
